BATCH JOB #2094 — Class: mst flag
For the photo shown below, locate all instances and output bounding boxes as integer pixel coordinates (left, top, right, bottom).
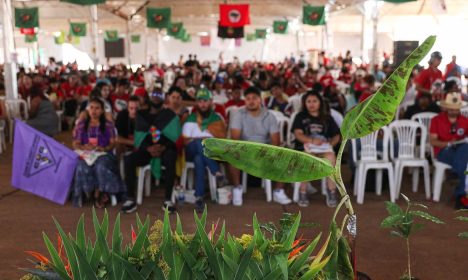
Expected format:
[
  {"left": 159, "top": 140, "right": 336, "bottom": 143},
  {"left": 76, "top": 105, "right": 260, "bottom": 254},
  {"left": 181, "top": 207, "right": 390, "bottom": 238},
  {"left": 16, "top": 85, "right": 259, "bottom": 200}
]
[
  {"left": 25, "top": 34, "right": 37, "bottom": 43},
  {"left": 303, "top": 6, "right": 326, "bottom": 26},
  {"left": 15, "top": 7, "right": 39, "bottom": 28},
  {"left": 131, "top": 34, "right": 140, "bottom": 43},
  {"left": 54, "top": 31, "right": 65, "bottom": 45},
  {"left": 200, "top": 35, "right": 211, "bottom": 46},
  {"left": 147, "top": 7, "right": 171, "bottom": 29},
  {"left": 255, "top": 29, "right": 267, "bottom": 39},
  {"left": 218, "top": 23, "right": 244, "bottom": 39},
  {"left": 167, "top": 22, "right": 184, "bottom": 37},
  {"left": 60, "top": 0, "right": 105, "bottom": 5},
  {"left": 219, "top": 4, "right": 250, "bottom": 27},
  {"left": 105, "top": 30, "right": 119, "bottom": 42},
  {"left": 12, "top": 120, "right": 79, "bottom": 205},
  {"left": 20, "top": 28, "right": 35, "bottom": 35},
  {"left": 273, "top": 20, "right": 288, "bottom": 34},
  {"left": 181, "top": 33, "right": 191, "bottom": 43},
  {"left": 70, "top": 22, "right": 87, "bottom": 37}
]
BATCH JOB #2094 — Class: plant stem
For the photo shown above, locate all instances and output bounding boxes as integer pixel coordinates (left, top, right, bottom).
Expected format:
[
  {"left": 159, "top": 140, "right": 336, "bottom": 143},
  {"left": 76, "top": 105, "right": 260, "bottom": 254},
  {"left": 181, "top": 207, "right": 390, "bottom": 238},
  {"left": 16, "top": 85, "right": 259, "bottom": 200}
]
[
  {"left": 406, "top": 238, "right": 411, "bottom": 280},
  {"left": 334, "top": 139, "right": 355, "bottom": 218}
]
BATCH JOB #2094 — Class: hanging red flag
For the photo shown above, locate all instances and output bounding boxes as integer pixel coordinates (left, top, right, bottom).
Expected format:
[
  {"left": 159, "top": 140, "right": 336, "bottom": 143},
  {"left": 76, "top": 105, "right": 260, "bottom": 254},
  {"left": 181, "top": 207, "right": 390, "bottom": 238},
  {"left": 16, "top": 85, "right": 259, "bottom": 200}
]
[
  {"left": 219, "top": 4, "right": 250, "bottom": 27},
  {"left": 20, "top": 28, "right": 36, "bottom": 35},
  {"left": 200, "top": 35, "right": 211, "bottom": 47}
]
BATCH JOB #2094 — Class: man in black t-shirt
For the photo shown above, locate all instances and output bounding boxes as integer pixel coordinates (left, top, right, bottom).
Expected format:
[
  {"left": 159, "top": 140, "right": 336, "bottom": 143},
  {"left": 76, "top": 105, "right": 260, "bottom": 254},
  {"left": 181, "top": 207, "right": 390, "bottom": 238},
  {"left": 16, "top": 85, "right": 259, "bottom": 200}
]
[{"left": 115, "top": 96, "right": 140, "bottom": 156}]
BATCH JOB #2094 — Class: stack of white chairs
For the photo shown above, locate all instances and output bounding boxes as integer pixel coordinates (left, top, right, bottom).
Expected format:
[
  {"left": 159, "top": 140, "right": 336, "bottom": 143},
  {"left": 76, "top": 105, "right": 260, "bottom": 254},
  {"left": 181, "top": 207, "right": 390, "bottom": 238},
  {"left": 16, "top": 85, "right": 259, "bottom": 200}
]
[
  {"left": 389, "top": 120, "right": 431, "bottom": 200},
  {"left": 5, "top": 99, "right": 29, "bottom": 143},
  {"left": 351, "top": 126, "right": 396, "bottom": 204}
]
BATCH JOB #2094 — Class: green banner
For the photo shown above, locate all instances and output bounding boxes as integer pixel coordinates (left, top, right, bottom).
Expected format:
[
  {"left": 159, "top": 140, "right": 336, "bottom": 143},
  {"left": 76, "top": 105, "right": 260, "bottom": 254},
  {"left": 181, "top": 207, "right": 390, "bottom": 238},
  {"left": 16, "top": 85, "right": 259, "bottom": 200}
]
[
  {"left": 181, "top": 33, "right": 191, "bottom": 43},
  {"left": 70, "top": 22, "right": 87, "bottom": 37},
  {"left": 15, "top": 7, "right": 39, "bottom": 28},
  {"left": 105, "top": 30, "right": 119, "bottom": 42},
  {"left": 60, "top": 0, "right": 105, "bottom": 5},
  {"left": 167, "top": 22, "right": 184, "bottom": 37},
  {"left": 303, "top": 6, "right": 325, "bottom": 26},
  {"left": 246, "top": 33, "right": 256, "bottom": 41},
  {"left": 273, "top": 20, "right": 288, "bottom": 34},
  {"left": 255, "top": 29, "right": 267, "bottom": 39},
  {"left": 146, "top": 7, "right": 171, "bottom": 29},
  {"left": 131, "top": 34, "right": 140, "bottom": 43},
  {"left": 25, "top": 34, "right": 37, "bottom": 43},
  {"left": 54, "top": 31, "right": 65, "bottom": 45}
]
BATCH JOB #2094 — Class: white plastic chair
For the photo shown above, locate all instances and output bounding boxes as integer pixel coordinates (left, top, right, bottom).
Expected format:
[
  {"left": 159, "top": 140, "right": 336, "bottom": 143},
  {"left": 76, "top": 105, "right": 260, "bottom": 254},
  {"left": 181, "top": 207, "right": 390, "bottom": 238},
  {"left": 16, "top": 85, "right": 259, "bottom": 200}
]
[
  {"left": 269, "top": 110, "right": 290, "bottom": 146},
  {"left": 136, "top": 165, "right": 152, "bottom": 205},
  {"left": 461, "top": 107, "right": 468, "bottom": 118},
  {"left": 411, "top": 112, "right": 437, "bottom": 156},
  {"left": 0, "top": 120, "right": 6, "bottom": 154},
  {"left": 288, "top": 94, "right": 303, "bottom": 113},
  {"left": 179, "top": 161, "right": 218, "bottom": 202},
  {"left": 241, "top": 172, "right": 273, "bottom": 202},
  {"left": 292, "top": 179, "right": 327, "bottom": 202},
  {"left": 5, "top": 99, "right": 29, "bottom": 143},
  {"left": 351, "top": 126, "right": 396, "bottom": 204},
  {"left": 287, "top": 111, "right": 299, "bottom": 148},
  {"left": 389, "top": 120, "right": 431, "bottom": 200}
]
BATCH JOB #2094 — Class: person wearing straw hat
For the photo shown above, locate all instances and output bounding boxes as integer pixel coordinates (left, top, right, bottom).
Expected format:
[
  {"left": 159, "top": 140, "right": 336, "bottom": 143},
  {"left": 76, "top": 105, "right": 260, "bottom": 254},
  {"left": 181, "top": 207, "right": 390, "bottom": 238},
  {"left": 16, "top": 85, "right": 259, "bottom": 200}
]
[{"left": 430, "top": 92, "right": 468, "bottom": 208}]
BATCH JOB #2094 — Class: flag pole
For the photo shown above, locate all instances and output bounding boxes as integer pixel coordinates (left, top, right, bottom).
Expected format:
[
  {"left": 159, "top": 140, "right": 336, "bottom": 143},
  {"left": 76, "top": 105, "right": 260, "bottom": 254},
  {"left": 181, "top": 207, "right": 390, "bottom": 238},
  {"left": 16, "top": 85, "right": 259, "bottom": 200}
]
[
  {"left": 90, "top": 4, "right": 99, "bottom": 75},
  {"left": 1, "top": 0, "right": 19, "bottom": 100},
  {"left": 126, "top": 19, "right": 132, "bottom": 67}
]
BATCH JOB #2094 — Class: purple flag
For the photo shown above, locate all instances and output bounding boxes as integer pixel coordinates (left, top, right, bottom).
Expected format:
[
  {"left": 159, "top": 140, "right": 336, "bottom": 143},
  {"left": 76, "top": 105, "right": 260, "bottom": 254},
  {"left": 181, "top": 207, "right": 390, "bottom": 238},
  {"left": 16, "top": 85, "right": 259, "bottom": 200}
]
[{"left": 11, "top": 120, "right": 79, "bottom": 205}]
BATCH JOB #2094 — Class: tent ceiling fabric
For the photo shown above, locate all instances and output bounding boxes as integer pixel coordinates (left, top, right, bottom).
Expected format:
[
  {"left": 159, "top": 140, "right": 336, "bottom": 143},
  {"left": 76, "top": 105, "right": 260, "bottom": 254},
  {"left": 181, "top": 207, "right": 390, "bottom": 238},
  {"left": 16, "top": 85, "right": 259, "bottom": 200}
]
[{"left": 7, "top": 0, "right": 468, "bottom": 35}]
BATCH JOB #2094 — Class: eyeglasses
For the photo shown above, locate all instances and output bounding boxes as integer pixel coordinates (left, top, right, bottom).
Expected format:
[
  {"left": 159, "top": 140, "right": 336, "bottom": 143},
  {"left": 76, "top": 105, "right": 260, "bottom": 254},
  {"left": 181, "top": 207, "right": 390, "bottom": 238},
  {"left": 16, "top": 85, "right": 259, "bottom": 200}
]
[{"left": 450, "top": 123, "right": 457, "bottom": 134}]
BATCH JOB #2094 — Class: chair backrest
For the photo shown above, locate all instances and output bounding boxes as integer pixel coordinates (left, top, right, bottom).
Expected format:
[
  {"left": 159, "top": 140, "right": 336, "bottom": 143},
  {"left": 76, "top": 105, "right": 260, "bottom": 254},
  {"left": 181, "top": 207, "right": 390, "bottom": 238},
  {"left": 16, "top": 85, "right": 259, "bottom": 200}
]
[
  {"left": 461, "top": 107, "right": 468, "bottom": 118},
  {"left": 269, "top": 110, "right": 289, "bottom": 145},
  {"left": 288, "top": 94, "right": 303, "bottom": 113},
  {"left": 351, "top": 126, "right": 390, "bottom": 162},
  {"left": 226, "top": 106, "right": 242, "bottom": 120},
  {"left": 389, "top": 120, "right": 426, "bottom": 160},
  {"left": 5, "top": 99, "right": 29, "bottom": 120},
  {"left": 411, "top": 112, "right": 437, "bottom": 144},
  {"left": 330, "top": 109, "right": 343, "bottom": 128},
  {"left": 287, "top": 111, "right": 299, "bottom": 147}
]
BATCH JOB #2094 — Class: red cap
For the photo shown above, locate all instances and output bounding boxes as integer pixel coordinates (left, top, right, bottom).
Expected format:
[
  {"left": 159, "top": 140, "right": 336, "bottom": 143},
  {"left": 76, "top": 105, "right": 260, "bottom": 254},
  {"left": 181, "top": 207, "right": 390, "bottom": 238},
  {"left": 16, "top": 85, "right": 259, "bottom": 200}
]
[{"left": 134, "top": 87, "right": 147, "bottom": 97}]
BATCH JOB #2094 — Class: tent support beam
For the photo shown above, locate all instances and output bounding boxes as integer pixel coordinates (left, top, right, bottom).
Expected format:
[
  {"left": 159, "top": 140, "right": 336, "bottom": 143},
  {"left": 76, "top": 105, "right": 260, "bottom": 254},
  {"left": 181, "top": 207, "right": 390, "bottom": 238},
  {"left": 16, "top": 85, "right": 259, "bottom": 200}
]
[{"left": 2, "top": 0, "right": 18, "bottom": 100}]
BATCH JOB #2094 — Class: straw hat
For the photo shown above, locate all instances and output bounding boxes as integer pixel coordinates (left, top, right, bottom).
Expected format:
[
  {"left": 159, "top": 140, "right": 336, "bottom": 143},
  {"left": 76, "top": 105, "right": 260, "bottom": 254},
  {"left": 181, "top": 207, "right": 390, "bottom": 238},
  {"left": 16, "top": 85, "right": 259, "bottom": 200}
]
[{"left": 440, "top": 92, "right": 467, "bottom": 110}]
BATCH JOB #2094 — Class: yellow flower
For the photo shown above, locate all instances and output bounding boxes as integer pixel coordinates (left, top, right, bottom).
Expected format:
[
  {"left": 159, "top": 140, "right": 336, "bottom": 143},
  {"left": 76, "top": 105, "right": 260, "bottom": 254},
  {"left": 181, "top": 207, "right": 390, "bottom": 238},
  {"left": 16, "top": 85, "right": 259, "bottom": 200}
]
[{"left": 148, "top": 220, "right": 164, "bottom": 256}]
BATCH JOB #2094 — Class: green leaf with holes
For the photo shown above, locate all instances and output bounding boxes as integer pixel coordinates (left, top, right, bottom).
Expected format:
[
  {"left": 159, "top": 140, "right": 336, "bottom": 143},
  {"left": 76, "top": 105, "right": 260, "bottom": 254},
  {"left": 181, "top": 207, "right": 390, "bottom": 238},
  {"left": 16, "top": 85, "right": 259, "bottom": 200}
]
[
  {"left": 203, "top": 138, "right": 334, "bottom": 183},
  {"left": 341, "top": 35, "right": 436, "bottom": 139}
]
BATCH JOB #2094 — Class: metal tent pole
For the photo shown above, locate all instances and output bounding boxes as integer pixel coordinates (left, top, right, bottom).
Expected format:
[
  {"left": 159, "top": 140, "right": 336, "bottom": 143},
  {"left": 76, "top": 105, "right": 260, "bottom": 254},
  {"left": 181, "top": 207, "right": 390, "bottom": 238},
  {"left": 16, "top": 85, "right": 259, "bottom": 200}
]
[{"left": 90, "top": 4, "right": 99, "bottom": 74}]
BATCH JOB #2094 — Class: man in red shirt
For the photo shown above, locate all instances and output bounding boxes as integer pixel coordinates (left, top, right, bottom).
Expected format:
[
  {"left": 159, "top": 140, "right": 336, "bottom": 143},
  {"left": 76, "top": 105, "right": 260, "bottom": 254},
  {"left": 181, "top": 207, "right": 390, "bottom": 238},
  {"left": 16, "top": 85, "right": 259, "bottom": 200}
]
[
  {"left": 415, "top": 51, "right": 443, "bottom": 99},
  {"left": 111, "top": 79, "right": 130, "bottom": 113},
  {"left": 430, "top": 92, "right": 468, "bottom": 206}
]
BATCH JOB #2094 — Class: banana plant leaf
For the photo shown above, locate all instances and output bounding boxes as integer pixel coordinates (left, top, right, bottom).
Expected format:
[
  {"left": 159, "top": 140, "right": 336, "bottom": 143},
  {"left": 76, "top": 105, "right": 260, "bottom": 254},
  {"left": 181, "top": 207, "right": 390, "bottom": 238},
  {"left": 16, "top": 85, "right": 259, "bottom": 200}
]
[
  {"left": 203, "top": 138, "right": 334, "bottom": 183},
  {"left": 341, "top": 35, "right": 436, "bottom": 140}
]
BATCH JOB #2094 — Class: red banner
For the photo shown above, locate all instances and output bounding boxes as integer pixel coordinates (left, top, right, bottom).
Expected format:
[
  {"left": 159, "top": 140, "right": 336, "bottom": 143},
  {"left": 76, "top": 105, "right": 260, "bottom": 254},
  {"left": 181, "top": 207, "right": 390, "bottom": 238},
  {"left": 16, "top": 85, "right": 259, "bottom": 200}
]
[
  {"left": 219, "top": 4, "right": 250, "bottom": 27},
  {"left": 20, "top": 28, "right": 35, "bottom": 35},
  {"left": 200, "top": 35, "right": 211, "bottom": 47}
]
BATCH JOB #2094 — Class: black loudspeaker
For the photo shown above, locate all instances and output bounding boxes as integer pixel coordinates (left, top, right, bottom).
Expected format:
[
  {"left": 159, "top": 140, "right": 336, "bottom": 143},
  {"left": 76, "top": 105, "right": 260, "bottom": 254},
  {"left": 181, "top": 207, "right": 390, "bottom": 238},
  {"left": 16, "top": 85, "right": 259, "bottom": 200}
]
[
  {"left": 104, "top": 38, "right": 125, "bottom": 58},
  {"left": 393, "top": 41, "right": 418, "bottom": 67}
]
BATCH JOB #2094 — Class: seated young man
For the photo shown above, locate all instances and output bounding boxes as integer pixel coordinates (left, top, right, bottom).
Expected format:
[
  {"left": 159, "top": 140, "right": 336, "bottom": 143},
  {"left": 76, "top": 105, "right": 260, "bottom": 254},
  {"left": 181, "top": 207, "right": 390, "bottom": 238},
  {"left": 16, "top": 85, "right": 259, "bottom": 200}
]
[
  {"left": 264, "top": 82, "right": 292, "bottom": 117},
  {"left": 182, "top": 88, "right": 226, "bottom": 212},
  {"left": 429, "top": 92, "right": 468, "bottom": 208},
  {"left": 229, "top": 86, "right": 292, "bottom": 206},
  {"left": 121, "top": 91, "right": 181, "bottom": 214},
  {"left": 115, "top": 96, "right": 140, "bottom": 156}
]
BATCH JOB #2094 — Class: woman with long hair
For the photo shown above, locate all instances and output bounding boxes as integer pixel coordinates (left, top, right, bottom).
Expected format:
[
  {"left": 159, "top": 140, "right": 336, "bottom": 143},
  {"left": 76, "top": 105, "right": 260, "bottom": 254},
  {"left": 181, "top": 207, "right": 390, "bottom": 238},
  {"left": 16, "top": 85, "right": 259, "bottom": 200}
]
[
  {"left": 72, "top": 98, "right": 126, "bottom": 208},
  {"left": 291, "top": 90, "right": 341, "bottom": 207}
]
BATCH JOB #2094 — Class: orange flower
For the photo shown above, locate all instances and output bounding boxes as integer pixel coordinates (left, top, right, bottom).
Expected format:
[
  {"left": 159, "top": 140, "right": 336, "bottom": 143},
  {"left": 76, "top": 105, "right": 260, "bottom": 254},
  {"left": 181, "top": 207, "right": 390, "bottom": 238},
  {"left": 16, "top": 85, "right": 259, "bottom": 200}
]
[
  {"left": 289, "top": 235, "right": 306, "bottom": 259},
  {"left": 25, "top": 251, "right": 50, "bottom": 265},
  {"left": 131, "top": 225, "right": 137, "bottom": 244}
]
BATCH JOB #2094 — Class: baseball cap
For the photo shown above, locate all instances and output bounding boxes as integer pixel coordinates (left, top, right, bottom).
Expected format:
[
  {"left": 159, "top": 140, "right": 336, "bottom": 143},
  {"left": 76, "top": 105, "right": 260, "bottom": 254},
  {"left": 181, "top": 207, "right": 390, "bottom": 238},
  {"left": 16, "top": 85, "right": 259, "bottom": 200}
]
[{"left": 196, "top": 88, "right": 213, "bottom": 100}]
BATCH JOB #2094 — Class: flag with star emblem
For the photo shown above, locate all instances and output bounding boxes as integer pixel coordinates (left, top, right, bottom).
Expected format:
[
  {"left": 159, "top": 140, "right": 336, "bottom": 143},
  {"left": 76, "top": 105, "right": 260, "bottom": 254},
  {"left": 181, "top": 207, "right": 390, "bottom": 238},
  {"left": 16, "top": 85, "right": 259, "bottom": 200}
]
[
  {"left": 146, "top": 7, "right": 171, "bottom": 29},
  {"left": 303, "top": 6, "right": 325, "bottom": 26},
  {"left": 15, "top": 7, "right": 39, "bottom": 28}
]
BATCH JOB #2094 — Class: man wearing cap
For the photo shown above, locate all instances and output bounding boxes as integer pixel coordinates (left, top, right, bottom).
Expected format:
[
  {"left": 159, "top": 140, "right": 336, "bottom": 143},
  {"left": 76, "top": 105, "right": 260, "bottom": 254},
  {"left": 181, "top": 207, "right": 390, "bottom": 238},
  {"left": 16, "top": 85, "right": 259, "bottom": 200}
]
[
  {"left": 430, "top": 93, "right": 468, "bottom": 208},
  {"left": 182, "top": 88, "right": 226, "bottom": 212},
  {"left": 229, "top": 86, "right": 292, "bottom": 206},
  {"left": 121, "top": 90, "right": 181, "bottom": 214},
  {"left": 415, "top": 51, "right": 443, "bottom": 99}
]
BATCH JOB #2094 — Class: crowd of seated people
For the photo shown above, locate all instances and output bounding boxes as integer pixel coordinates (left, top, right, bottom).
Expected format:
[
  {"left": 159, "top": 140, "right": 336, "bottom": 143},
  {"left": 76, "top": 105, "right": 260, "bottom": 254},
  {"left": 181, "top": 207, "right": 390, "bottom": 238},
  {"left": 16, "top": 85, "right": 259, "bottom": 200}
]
[{"left": 1, "top": 49, "right": 467, "bottom": 212}]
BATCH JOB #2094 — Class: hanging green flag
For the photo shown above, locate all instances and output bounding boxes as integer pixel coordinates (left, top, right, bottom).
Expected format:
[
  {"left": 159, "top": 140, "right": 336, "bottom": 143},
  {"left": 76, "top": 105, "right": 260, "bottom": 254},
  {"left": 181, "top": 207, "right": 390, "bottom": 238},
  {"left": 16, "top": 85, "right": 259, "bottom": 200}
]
[
  {"left": 25, "top": 34, "right": 37, "bottom": 43},
  {"left": 146, "top": 7, "right": 171, "bottom": 29},
  {"left": 70, "top": 22, "right": 87, "bottom": 37},
  {"left": 167, "top": 22, "right": 184, "bottom": 37},
  {"left": 15, "top": 7, "right": 39, "bottom": 28},
  {"left": 175, "top": 28, "right": 186, "bottom": 40},
  {"left": 60, "top": 0, "right": 105, "bottom": 5},
  {"left": 273, "top": 20, "right": 288, "bottom": 34},
  {"left": 54, "top": 32, "right": 65, "bottom": 45},
  {"left": 181, "top": 33, "right": 191, "bottom": 43},
  {"left": 105, "top": 30, "right": 119, "bottom": 42},
  {"left": 131, "top": 34, "right": 141, "bottom": 43},
  {"left": 303, "top": 6, "right": 326, "bottom": 26},
  {"left": 255, "top": 29, "right": 267, "bottom": 39},
  {"left": 383, "top": 0, "right": 417, "bottom": 3},
  {"left": 246, "top": 33, "right": 256, "bottom": 41}
]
